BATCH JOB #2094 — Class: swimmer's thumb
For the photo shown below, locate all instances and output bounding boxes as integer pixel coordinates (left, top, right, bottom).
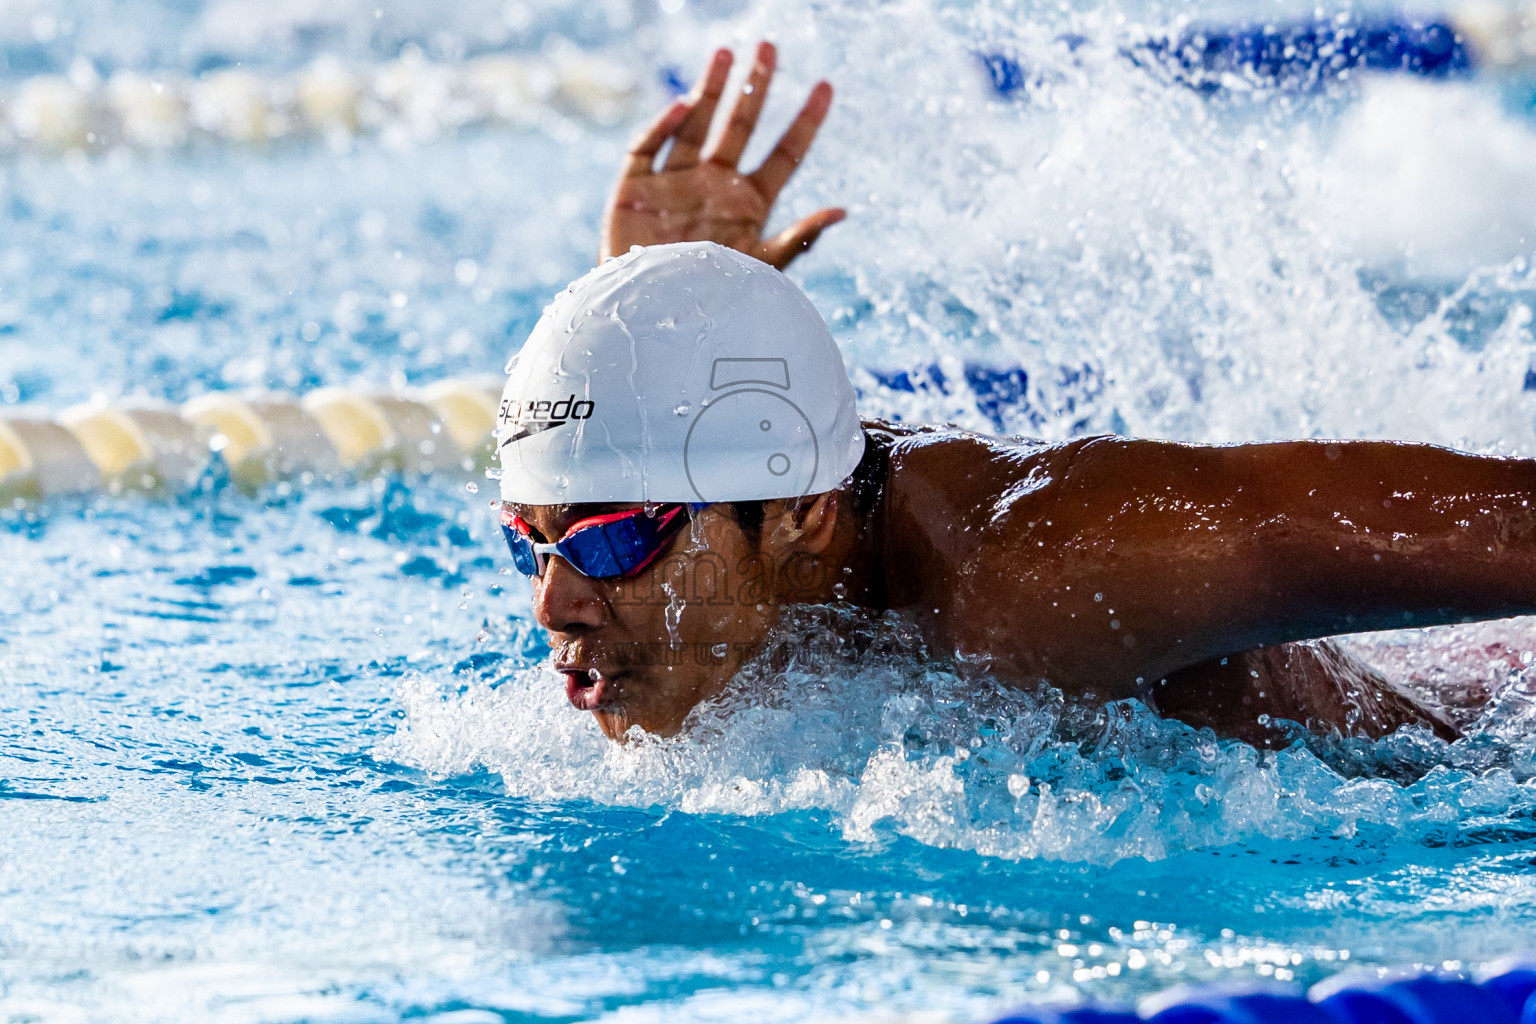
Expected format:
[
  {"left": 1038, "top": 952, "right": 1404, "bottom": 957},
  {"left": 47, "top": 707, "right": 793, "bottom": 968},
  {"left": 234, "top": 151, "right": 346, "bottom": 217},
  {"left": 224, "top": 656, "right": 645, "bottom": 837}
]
[{"left": 763, "top": 208, "right": 846, "bottom": 270}]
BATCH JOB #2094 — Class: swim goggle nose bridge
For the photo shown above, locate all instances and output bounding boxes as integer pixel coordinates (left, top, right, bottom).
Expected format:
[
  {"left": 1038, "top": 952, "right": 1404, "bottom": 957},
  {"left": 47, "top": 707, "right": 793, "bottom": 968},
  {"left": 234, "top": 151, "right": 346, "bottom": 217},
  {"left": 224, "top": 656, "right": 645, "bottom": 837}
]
[{"left": 500, "top": 503, "right": 705, "bottom": 579}]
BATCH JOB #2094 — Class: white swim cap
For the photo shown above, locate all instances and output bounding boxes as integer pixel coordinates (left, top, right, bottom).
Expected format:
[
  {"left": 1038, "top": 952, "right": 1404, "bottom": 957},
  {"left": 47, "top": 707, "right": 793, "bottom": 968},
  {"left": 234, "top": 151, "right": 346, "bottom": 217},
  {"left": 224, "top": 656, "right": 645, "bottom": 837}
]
[{"left": 497, "top": 241, "right": 866, "bottom": 505}]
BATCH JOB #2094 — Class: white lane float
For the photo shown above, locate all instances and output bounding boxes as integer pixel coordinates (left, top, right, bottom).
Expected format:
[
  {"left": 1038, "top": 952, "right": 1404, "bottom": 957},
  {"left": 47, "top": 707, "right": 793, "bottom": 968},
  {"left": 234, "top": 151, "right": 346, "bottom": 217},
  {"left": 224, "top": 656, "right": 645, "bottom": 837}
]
[
  {"left": 0, "top": 378, "right": 501, "bottom": 499},
  {"left": 0, "top": 51, "right": 641, "bottom": 155},
  {"left": 108, "top": 72, "right": 191, "bottom": 148}
]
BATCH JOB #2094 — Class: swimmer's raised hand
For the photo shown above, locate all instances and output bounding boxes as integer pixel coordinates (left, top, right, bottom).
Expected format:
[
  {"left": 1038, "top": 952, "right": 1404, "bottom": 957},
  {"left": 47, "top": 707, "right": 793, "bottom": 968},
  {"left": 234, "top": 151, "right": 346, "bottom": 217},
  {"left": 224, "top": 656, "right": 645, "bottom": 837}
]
[{"left": 601, "top": 42, "right": 846, "bottom": 271}]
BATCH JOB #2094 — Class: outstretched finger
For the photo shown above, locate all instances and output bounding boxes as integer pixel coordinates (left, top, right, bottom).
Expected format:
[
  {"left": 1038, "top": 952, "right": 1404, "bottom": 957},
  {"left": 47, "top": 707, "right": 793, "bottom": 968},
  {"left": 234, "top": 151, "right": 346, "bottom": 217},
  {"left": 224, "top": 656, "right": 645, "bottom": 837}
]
[
  {"left": 748, "top": 80, "right": 833, "bottom": 205},
  {"left": 761, "top": 207, "right": 846, "bottom": 270},
  {"left": 621, "top": 99, "right": 690, "bottom": 179},
  {"left": 707, "top": 40, "right": 776, "bottom": 170},
  {"left": 663, "top": 48, "right": 732, "bottom": 170}
]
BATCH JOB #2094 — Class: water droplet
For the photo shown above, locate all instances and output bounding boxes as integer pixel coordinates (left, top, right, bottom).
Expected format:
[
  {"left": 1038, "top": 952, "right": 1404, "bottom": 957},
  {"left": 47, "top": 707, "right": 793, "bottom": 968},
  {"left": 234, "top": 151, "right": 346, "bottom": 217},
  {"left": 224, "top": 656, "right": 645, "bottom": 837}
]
[
  {"left": 465, "top": 481, "right": 479, "bottom": 493},
  {"left": 485, "top": 467, "right": 503, "bottom": 481},
  {"left": 476, "top": 628, "right": 491, "bottom": 643},
  {"left": 832, "top": 582, "right": 847, "bottom": 599},
  {"left": 553, "top": 475, "right": 569, "bottom": 490},
  {"left": 662, "top": 581, "right": 686, "bottom": 649},
  {"left": 1093, "top": 592, "right": 1104, "bottom": 602},
  {"left": 673, "top": 402, "right": 691, "bottom": 416},
  {"left": 711, "top": 643, "right": 728, "bottom": 658}
]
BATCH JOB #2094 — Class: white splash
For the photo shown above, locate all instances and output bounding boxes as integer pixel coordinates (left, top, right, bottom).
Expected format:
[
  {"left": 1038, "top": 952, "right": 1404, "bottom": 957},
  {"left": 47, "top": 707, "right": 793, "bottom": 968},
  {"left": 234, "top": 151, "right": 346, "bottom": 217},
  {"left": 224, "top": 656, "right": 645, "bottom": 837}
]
[
  {"left": 631, "top": 1, "right": 1536, "bottom": 451},
  {"left": 382, "top": 607, "right": 1536, "bottom": 867}
]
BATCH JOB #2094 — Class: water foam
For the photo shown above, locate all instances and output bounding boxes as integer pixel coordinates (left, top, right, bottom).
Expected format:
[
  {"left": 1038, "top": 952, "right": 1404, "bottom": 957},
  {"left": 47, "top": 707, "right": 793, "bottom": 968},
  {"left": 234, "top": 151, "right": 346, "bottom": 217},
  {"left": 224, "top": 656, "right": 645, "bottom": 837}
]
[
  {"left": 627, "top": 1, "right": 1536, "bottom": 451},
  {"left": 383, "top": 605, "right": 1536, "bottom": 868},
  {"left": 1302, "top": 77, "right": 1536, "bottom": 280}
]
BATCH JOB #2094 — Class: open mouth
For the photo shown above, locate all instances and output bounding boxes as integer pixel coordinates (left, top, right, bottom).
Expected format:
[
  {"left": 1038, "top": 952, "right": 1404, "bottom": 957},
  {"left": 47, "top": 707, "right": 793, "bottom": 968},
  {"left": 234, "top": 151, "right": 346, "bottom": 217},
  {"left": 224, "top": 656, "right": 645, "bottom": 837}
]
[{"left": 560, "top": 667, "right": 620, "bottom": 711}]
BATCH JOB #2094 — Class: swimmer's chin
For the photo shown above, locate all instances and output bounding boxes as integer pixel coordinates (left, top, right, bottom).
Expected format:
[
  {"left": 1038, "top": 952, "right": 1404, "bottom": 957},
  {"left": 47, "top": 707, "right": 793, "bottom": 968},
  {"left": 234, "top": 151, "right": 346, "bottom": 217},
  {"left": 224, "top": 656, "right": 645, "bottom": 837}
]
[
  {"left": 586, "top": 675, "right": 731, "bottom": 739},
  {"left": 590, "top": 687, "right": 731, "bottom": 742},
  {"left": 594, "top": 707, "right": 656, "bottom": 742}
]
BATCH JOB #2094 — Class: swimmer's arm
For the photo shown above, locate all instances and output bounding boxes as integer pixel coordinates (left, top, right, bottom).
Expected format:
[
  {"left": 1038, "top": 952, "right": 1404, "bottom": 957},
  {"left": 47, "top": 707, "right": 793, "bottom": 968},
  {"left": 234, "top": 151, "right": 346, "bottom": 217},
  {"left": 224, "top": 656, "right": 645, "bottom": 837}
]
[
  {"left": 942, "top": 436, "right": 1536, "bottom": 694},
  {"left": 601, "top": 42, "right": 845, "bottom": 269}
]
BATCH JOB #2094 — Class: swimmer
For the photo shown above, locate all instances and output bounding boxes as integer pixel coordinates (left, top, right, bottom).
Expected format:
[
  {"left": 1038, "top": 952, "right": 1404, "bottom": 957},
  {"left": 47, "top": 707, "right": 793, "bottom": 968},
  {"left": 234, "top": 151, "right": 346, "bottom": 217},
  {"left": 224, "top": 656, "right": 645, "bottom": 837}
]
[{"left": 498, "top": 43, "right": 1526, "bottom": 745}]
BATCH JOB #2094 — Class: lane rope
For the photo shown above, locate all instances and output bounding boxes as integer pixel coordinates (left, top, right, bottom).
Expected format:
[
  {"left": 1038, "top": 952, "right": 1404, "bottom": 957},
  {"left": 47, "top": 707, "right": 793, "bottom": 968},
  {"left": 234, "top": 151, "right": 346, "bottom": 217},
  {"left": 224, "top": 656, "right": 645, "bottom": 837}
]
[
  {"left": 986, "top": 956, "right": 1536, "bottom": 1023},
  {"left": 0, "top": 51, "right": 640, "bottom": 154},
  {"left": 0, "top": 377, "right": 500, "bottom": 499}
]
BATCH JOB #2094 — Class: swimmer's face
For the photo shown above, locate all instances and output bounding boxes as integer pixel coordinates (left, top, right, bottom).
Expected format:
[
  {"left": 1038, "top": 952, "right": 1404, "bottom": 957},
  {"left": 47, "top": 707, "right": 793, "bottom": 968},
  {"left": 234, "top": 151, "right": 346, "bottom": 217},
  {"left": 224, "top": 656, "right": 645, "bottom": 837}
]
[{"left": 512, "top": 498, "right": 840, "bottom": 740}]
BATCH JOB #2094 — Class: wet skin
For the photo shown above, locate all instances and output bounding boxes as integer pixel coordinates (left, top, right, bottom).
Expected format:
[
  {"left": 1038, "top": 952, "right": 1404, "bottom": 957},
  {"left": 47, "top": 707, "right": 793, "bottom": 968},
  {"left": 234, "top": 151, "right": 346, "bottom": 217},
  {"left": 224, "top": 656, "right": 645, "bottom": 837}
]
[
  {"left": 514, "top": 421, "right": 1536, "bottom": 742},
  {"left": 513, "top": 496, "right": 850, "bottom": 741},
  {"left": 871, "top": 424, "right": 1516, "bottom": 741}
]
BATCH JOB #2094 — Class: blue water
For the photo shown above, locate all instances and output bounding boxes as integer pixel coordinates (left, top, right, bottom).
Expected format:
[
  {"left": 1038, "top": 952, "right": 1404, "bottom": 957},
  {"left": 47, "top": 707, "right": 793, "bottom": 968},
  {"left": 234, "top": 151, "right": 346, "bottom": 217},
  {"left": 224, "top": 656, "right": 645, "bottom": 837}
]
[{"left": 11, "top": 1, "right": 1536, "bottom": 1021}]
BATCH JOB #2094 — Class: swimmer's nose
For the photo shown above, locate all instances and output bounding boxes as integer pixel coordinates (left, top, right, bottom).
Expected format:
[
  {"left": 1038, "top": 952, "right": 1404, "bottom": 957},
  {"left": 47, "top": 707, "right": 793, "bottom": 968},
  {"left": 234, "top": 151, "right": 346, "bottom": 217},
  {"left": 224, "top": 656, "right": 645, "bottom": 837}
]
[{"left": 531, "top": 555, "right": 608, "bottom": 633}]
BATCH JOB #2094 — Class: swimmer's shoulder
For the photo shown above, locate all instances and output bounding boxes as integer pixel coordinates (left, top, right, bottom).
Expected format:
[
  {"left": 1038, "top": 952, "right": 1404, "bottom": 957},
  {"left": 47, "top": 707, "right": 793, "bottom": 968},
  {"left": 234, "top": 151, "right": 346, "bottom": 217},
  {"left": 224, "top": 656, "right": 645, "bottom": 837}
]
[
  {"left": 861, "top": 421, "right": 1123, "bottom": 562},
  {"left": 861, "top": 423, "right": 1123, "bottom": 662},
  {"left": 863, "top": 419, "right": 1111, "bottom": 503}
]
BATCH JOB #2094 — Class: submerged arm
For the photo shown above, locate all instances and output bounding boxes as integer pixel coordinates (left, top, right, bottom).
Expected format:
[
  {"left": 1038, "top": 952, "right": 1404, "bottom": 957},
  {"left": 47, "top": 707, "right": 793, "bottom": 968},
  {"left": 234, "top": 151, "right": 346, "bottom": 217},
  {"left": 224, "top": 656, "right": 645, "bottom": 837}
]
[{"left": 902, "top": 434, "right": 1536, "bottom": 697}]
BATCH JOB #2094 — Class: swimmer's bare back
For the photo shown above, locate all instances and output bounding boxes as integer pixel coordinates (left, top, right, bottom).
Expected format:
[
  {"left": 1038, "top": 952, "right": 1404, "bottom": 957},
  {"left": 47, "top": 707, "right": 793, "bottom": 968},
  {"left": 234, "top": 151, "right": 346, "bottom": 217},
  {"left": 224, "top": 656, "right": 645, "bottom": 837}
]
[{"left": 868, "top": 425, "right": 1535, "bottom": 742}]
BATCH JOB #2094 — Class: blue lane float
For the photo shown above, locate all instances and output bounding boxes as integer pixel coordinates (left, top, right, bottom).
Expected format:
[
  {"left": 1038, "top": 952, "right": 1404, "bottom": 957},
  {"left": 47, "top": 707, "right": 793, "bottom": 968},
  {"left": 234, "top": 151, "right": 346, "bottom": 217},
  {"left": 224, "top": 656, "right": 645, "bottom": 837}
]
[
  {"left": 975, "top": 14, "right": 1478, "bottom": 100},
  {"left": 1482, "top": 961, "right": 1536, "bottom": 1020},
  {"left": 1313, "top": 972, "right": 1519, "bottom": 1024},
  {"left": 984, "top": 960, "right": 1536, "bottom": 1024},
  {"left": 860, "top": 360, "right": 1103, "bottom": 436},
  {"left": 990, "top": 1010, "right": 1140, "bottom": 1024},
  {"left": 1138, "top": 17, "right": 1475, "bottom": 92},
  {"left": 1142, "top": 988, "right": 1343, "bottom": 1024}
]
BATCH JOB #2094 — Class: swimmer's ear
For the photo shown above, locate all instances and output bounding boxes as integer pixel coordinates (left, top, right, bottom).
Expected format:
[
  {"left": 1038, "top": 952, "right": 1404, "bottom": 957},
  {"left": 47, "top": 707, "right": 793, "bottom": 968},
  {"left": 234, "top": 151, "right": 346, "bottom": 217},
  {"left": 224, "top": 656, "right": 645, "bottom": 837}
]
[{"left": 765, "top": 491, "right": 839, "bottom": 555}]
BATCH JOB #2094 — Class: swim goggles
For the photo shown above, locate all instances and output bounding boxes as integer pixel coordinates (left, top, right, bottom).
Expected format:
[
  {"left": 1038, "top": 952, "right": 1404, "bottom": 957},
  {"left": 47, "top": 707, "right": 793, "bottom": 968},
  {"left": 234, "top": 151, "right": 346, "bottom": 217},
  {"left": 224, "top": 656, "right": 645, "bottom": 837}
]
[{"left": 500, "top": 503, "right": 702, "bottom": 579}]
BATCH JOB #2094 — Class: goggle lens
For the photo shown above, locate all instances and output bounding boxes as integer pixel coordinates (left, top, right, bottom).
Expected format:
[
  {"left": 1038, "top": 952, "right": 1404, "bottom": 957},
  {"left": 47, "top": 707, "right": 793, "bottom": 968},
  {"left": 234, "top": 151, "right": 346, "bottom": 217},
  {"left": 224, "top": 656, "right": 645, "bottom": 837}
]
[
  {"left": 560, "top": 521, "right": 627, "bottom": 578},
  {"left": 501, "top": 521, "right": 544, "bottom": 577},
  {"left": 499, "top": 505, "right": 693, "bottom": 579}
]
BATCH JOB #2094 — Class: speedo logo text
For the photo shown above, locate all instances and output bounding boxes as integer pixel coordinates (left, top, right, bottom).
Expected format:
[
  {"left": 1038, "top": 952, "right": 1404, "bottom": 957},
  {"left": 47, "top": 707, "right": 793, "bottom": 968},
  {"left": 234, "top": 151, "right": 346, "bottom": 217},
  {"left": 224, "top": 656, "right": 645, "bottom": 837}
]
[{"left": 498, "top": 395, "right": 595, "bottom": 445}]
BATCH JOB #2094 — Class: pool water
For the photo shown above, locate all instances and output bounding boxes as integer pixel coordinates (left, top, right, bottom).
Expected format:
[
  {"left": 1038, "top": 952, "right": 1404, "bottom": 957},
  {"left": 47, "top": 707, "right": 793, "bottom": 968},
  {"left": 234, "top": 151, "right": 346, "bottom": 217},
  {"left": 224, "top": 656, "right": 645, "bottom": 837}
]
[{"left": 11, "top": 1, "right": 1536, "bottom": 1021}]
